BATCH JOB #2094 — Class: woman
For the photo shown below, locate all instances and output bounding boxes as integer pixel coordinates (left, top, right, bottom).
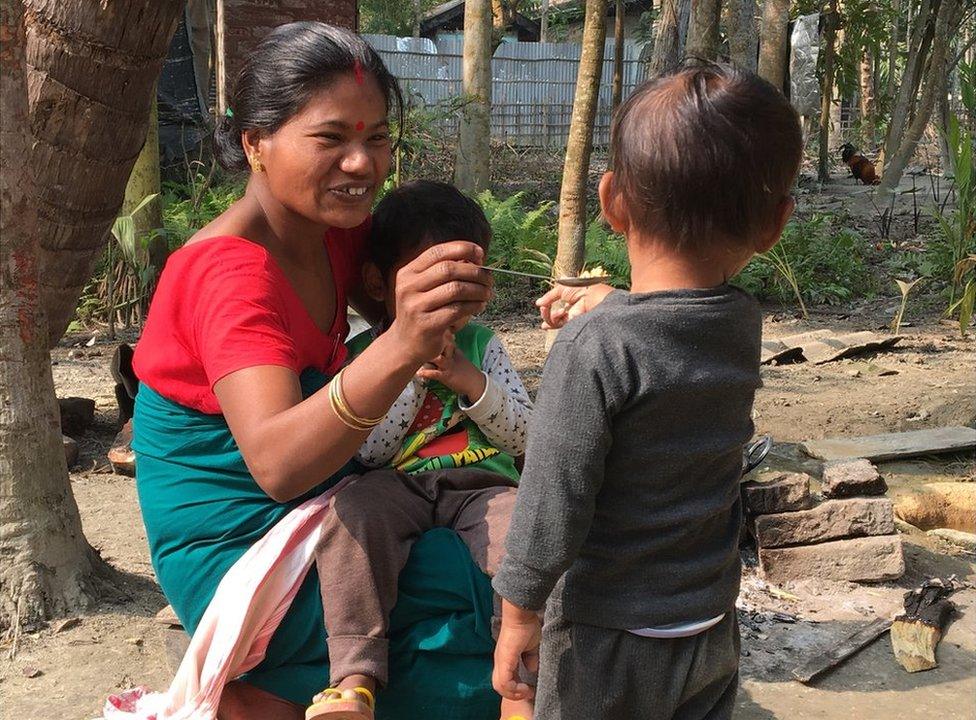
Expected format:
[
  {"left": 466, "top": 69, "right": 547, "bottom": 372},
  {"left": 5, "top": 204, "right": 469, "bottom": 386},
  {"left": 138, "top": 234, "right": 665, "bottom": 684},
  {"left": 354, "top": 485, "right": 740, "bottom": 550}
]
[{"left": 132, "top": 23, "right": 495, "bottom": 720}]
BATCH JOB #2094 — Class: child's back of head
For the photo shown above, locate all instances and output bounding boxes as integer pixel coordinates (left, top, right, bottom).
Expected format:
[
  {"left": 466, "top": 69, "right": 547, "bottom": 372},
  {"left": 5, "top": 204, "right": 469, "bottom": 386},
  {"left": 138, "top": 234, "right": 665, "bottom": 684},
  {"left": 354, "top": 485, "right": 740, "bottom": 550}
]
[{"left": 609, "top": 63, "right": 802, "bottom": 253}]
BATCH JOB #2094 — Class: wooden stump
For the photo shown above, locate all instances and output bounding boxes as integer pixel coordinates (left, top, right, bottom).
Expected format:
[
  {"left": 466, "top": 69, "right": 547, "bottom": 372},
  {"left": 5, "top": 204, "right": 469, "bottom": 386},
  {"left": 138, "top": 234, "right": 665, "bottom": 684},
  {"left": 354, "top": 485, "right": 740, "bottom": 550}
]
[{"left": 890, "top": 577, "right": 958, "bottom": 673}]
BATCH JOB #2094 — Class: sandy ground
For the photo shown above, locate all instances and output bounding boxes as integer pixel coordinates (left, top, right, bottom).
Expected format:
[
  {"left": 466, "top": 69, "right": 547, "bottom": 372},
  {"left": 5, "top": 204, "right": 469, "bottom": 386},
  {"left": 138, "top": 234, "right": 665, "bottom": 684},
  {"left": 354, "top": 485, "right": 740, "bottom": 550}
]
[{"left": 1, "top": 305, "right": 973, "bottom": 720}]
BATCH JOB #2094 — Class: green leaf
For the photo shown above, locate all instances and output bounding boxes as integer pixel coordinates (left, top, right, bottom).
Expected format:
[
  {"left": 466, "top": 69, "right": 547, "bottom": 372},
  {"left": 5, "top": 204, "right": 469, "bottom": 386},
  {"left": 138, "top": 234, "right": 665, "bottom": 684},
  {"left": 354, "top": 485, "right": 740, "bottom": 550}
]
[{"left": 959, "top": 280, "right": 975, "bottom": 336}]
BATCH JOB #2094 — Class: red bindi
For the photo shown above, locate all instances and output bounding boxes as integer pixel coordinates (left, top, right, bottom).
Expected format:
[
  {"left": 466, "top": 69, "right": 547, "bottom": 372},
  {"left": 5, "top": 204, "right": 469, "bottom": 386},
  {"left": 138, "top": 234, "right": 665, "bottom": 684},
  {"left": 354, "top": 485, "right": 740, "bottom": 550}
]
[
  {"left": 355, "top": 120, "right": 365, "bottom": 131},
  {"left": 353, "top": 58, "right": 365, "bottom": 85}
]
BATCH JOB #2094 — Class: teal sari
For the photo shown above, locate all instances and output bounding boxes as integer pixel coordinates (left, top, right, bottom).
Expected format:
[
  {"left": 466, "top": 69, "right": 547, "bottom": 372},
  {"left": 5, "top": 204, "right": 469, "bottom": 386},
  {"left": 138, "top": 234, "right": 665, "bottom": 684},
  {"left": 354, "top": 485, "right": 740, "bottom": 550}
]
[{"left": 132, "top": 370, "right": 498, "bottom": 718}]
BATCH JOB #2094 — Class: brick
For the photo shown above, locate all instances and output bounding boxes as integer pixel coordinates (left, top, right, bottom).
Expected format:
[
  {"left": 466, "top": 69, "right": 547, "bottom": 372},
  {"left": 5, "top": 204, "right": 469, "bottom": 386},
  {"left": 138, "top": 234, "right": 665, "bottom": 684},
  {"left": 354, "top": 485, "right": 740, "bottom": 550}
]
[
  {"left": 754, "top": 498, "right": 895, "bottom": 548},
  {"left": 821, "top": 459, "right": 888, "bottom": 498},
  {"left": 742, "top": 472, "right": 813, "bottom": 515},
  {"left": 759, "top": 535, "right": 904, "bottom": 583}
]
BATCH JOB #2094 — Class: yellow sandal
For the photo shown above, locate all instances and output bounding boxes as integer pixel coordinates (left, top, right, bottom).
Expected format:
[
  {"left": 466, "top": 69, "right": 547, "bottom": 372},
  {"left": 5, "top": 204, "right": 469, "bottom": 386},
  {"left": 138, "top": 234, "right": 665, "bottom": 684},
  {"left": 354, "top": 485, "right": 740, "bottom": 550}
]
[{"left": 305, "top": 686, "right": 375, "bottom": 720}]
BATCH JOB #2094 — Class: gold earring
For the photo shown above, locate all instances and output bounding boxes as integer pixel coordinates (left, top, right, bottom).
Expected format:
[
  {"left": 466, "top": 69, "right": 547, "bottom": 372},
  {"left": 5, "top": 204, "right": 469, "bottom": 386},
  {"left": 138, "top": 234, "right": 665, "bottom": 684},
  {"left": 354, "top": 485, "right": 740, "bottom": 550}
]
[{"left": 249, "top": 156, "right": 264, "bottom": 173}]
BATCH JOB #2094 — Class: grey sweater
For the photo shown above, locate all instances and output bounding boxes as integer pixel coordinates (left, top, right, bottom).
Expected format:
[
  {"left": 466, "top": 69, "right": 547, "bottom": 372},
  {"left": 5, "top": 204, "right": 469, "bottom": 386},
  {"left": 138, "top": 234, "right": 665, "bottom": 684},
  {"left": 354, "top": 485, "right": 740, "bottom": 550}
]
[{"left": 493, "top": 286, "right": 762, "bottom": 628}]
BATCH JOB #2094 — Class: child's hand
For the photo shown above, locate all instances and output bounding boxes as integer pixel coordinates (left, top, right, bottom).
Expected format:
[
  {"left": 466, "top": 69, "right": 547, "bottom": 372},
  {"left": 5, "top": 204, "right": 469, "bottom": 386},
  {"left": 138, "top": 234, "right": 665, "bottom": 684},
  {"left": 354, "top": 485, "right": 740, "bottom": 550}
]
[
  {"left": 492, "top": 599, "right": 542, "bottom": 701},
  {"left": 416, "top": 339, "right": 487, "bottom": 401},
  {"left": 536, "top": 283, "right": 615, "bottom": 330}
]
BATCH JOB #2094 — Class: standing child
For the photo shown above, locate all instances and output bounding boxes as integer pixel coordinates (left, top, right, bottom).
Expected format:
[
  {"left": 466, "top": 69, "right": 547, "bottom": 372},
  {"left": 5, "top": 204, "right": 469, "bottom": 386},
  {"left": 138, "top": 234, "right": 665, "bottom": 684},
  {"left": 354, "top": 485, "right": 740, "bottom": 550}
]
[
  {"left": 492, "top": 64, "right": 803, "bottom": 719},
  {"left": 307, "top": 181, "right": 535, "bottom": 720}
]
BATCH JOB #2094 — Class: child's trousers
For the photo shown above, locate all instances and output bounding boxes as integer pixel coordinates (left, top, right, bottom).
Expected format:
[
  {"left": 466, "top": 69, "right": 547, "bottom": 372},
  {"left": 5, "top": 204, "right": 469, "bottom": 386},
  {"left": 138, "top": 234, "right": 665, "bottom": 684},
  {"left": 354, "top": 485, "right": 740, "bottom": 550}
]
[
  {"left": 535, "top": 606, "right": 740, "bottom": 720},
  {"left": 315, "top": 467, "right": 517, "bottom": 686}
]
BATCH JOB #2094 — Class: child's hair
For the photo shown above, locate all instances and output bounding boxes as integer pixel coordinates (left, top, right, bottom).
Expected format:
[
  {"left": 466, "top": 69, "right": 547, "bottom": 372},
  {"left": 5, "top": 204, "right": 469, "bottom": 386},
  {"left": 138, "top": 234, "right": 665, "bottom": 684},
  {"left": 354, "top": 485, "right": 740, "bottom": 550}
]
[
  {"left": 609, "top": 62, "right": 802, "bottom": 249},
  {"left": 214, "top": 22, "right": 403, "bottom": 173},
  {"left": 368, "top": 180, "right": 492, "bottom": 274}
]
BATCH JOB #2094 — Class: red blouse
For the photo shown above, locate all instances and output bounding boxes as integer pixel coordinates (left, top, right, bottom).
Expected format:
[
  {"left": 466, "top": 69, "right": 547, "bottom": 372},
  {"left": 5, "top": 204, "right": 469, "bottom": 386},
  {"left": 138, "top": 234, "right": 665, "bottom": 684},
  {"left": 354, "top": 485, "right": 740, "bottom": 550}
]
[{"left": 134, "top": 224, "right": 368, "bottom": 415}]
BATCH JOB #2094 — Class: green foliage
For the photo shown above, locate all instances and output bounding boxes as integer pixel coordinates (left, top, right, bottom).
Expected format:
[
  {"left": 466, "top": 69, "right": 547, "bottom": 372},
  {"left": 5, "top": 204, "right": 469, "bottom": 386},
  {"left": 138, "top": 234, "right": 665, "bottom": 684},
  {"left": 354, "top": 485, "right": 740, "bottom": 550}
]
[
  {"left": 359, "top": 0, "right": 440, "bottom": 36},
  {"left": 160, "top": 174, "right": 243, "bottom": 249},
  {"left": 476, "top": 190, "right": 557, "bottom": 271},
  {"left": 734, "top": 214, "right": 874, "bottom": 308}
]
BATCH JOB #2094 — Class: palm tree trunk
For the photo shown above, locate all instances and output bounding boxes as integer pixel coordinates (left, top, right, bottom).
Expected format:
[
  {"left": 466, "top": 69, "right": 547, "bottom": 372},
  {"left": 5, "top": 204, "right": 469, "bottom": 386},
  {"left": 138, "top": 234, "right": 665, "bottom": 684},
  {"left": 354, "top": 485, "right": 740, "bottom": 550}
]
[
  {"left": 25, "top": 0, "right": 183, "bottom": 346},
  {"left": 818, "top": 0, "right": 840, "bottom": 183},
  {"left": 860, "top": 47, "right": 877, "bottom": 146},
  {"left": 686, "top": 0, "right": 722, "bottom": 62},
  {"left": 727, "top": 0, "right": 759, "bottom": 71},
  {"left": 455, "top": 0, "right": 493, "bottom": 193},
  {"left": 757, "top": 0, "right": 790, "bottom": 91},
  {"left": 648, "top": 0, "right": 682, "bottom": 75},
  {"left": 612, "top": 0, "right": 626, "bottom": 113},
  {"left": 553, "top": 0, "right": 609, "bottom": 293},
  {"left": 881, "top": 0, "right": 964, "bottom": 190}
]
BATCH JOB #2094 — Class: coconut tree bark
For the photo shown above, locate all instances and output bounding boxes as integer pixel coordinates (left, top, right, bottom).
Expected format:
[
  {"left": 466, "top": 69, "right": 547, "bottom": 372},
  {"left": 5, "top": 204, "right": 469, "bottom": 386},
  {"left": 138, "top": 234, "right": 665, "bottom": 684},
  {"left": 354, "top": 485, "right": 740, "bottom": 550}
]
[
  {"left": 881, "top": 0, "right": 964, "bottom": 190},
  {"left": 818, "top": 0, "right": 841, "bottom": 183},
  {"left": 455, "top": 0, "right": 493, "bottom": 193},
  {"left": 554, "top": 0, "right": 608, "bottom": 289},
  {"left": 757, "top": 0, "right": 790, "bottom": 90},
  {"left": 727, "top": 0, "right": 759, "bottom": 70},
  {"left": 648, "top": 0, "right": 683, "bottom": 75},
  {"left": 612, "top": 0, "right": 626, "bottom": 113},
  {"left": 25, "top": 0, "right": 183, "bottom": 346},
  {"left": 686, "top": 0, "right": 722, "bottom": 61},
  {"left": 1, "top": 0, "right": 181, "bottom": 632}
]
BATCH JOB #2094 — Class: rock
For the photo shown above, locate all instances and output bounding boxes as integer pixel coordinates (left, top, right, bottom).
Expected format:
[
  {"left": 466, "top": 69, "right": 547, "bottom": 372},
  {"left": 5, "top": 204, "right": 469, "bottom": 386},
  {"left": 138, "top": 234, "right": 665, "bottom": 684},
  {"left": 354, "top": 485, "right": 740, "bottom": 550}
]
[
  {"left": 742, "top": 472, "right": 813, "bottom": 515},
  {"left": 22, "top": 666, "right": 41, "bottom": 678},
  {"left": 58, "top": 396, "right": 95, "bottom": 437},
  {"left": 759, "top": 535, "right": 904, "bottom": 583},
  {"left": 52, "top": 617, "right": 81, "bottom": 634},
  {"left": 108, "top": 419, "right": 135, "bottom": 477},
  {"left": 63, "top": 435, "right": 79, "bottom": 468},
  {"left": 895, "top": 483, "right": 976, "bottom": 533},
  {"left": 821, "top": 459, "right": 888, "bottom": 498},
  {"left": 926, "top": 528, "right": 976, "bottom": 553},
  {"left": 754, "top": 498, "right": 895, "bottom": 548}
]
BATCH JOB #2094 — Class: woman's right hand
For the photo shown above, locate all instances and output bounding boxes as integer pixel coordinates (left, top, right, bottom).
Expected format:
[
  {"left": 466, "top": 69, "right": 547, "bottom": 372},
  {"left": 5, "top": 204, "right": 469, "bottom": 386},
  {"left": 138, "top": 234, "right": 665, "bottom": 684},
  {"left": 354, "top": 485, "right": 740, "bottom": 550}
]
[
  {"left": 536, "top": 282, "right": 615, "bottom": 330},
  {"left": 387, "top": 241, "right": 493, "bottom": 364}
]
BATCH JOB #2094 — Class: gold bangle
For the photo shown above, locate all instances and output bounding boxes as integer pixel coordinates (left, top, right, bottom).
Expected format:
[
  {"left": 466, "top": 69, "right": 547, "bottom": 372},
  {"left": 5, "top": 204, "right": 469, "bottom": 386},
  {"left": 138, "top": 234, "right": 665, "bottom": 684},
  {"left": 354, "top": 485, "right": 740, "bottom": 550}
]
[{"left": 329, "top": 369, "right": 385, "bottom": 430}]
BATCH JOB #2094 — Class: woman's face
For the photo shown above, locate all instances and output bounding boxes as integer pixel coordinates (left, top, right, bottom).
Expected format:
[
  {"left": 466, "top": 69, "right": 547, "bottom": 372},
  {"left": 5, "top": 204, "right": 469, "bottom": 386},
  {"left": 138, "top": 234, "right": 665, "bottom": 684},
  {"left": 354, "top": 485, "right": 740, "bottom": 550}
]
[{"left": 251, "top": 73, "right": 392, "bottom": 229}]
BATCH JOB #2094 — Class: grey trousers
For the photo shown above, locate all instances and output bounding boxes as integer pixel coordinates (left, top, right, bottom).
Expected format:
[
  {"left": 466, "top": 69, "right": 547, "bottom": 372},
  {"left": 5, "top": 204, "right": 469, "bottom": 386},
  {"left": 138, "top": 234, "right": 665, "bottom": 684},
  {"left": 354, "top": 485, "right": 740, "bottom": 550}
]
[
  {"left": 535, "top": 608, "right": 740, "bottom": 720},
  {"left": 315, "top": 468, "right": 517, "bottom": 686}
]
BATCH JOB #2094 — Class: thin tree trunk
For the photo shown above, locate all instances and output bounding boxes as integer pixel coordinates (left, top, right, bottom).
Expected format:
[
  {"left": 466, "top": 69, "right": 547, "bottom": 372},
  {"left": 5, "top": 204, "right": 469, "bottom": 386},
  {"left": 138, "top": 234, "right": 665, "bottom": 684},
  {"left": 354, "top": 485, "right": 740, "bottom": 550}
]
[
  {"left": 541, "top": 0, "right": 549, "bottom": 41},
  {"left": 215, "top": 0, "right": 227, "bottom": 114},
  {"left": 612, "top": 0, "right": 626, "bottom": 113},
  {"left": 819, "top": 0, "right": 840, "bottom": 183},
  {"left": 860, "top": 47, "right": 877, "bottom": 146},
  {"left": 881, "top": 0, "right": 964, "bottom": 189},
  {"left": 880, "top": 0, "right": 938, "bottom": 171},
  {"left": 553, "top": 0, "right": 609, "bottom": 298},
  {"left": 25, "top": 0, "right": 182, "bottom": 346},
  {"left": 886, "top": 0, "right": 900, "bottom": 101},
  {"left": 757, "top": 0, "right": 790, "bottom": 91},
  {"left": 0, "top": 0, "right": 108, "bottom": 633},
  {"left": 414, "top": 0, "right": 422, "bottom": 37},
  {"left": 648, "top": 0, "right": 682, "bottom": 75},
  {"left": 686, "top": 0, "right": 722, "bottom": 61},
  {"left": 935, "top": 70, "right": 953, "bottom": 174},
  {"left": 455, "top": 0, "right": 493, "bottom": 193},
  {"left": 727, "top": 0, "right": 759, "bottom": 71}
]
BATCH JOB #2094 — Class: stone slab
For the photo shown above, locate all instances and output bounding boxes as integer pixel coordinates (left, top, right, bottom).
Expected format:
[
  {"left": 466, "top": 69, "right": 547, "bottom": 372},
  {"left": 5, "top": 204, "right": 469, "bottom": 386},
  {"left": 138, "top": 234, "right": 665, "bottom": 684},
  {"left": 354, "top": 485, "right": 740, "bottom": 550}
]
[
  {"left": 742, "top": 472, "right": 813, "bottom": 515},
  {"left": 754, "top": 498, "right": 895, "bottom": 548},
  {"left": 821, "top": 458, "right": 888, "bottom": 498},
  {"left": 759, "top": 534, "right": 904, "bottom": 583},
  {"left": 801, "top": 427, "right": 976, "bottom": 462},
  {"left": 926, "top": 528, "right": 976, "bottom": 553}
]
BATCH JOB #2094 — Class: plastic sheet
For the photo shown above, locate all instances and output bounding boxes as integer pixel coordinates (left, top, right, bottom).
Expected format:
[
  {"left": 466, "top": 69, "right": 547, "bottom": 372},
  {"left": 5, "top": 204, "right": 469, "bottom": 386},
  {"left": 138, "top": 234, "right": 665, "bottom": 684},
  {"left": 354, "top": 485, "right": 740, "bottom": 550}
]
[{"left": 790, "top": 13, "right": 821, "bottom": 117}]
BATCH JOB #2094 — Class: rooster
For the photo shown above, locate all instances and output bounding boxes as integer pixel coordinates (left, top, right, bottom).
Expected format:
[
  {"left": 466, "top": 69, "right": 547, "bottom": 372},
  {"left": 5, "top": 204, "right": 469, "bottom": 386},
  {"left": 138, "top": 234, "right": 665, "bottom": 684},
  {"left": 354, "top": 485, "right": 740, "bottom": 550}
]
[{"left": 839, "top": 143, "right": 881, "bottom": 185}]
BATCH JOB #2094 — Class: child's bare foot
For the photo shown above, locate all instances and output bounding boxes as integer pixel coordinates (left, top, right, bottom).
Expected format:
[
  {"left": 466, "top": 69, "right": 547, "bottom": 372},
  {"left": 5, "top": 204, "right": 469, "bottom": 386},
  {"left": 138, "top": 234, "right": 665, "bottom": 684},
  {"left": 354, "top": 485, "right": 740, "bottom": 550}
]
[
  {"left": 306, "top": 675, "right": 376, "bottom": 720},
  {"left": 500, "top": 694, "right": 535, "bottom": 720}
]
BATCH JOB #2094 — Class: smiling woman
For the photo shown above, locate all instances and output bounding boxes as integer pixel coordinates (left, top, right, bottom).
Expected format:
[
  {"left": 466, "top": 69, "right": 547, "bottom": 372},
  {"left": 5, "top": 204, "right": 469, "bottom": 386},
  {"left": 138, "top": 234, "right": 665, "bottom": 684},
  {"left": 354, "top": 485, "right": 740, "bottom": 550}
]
[{"left": 130, "top": 22, "right": 498, "bottom": 720}]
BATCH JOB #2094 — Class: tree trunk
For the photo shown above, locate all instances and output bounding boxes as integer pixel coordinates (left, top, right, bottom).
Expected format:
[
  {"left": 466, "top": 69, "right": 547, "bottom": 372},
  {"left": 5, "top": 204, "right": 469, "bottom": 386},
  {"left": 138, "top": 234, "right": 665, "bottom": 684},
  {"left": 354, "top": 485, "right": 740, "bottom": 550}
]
[
  {"left": 881, "top": 0, "right": 964, "bottom": 190},
  {"left": 541, "top": 0, "right": 549, "bottom": 41},
  {"left": 757, "top": 0, "right": 790, "bottom": 91},
  {"left": 0, "top": 0, "right": 108, "bottom": 633},
  {"left": 123, "top": 93, "right": 163, "bottom": 249},
  {"left": 886, "top": 0, "right": 900, "bottom": 101},
  {"left": 686, "top": 0, "right": 722, "bottom": 62},
  {"left": 455, "top": 0, "right": 493, "bottom": 193},
  {"left": 819, "top": 0, "right": 840, "bottom": 183},
  {"left": 25, "top": 0, "right": 183, "bottom": 347},
  {"left": 935, "top": 70, "right": 953, "bottom": 174},
  {"left": 554, "top": 0, "right": 608, "bottom": 290},
  {"left": 612, "top": 0, "right": 625, "bottom": 113},
  {"left": 860, "top": 47, "right": 877, "bottom": 146},
  {"left": 727, "top": 0, "right": 759, "bottom": 71},
  {"left": 648, "top": 0, "right": 682, "bottom": 75}
]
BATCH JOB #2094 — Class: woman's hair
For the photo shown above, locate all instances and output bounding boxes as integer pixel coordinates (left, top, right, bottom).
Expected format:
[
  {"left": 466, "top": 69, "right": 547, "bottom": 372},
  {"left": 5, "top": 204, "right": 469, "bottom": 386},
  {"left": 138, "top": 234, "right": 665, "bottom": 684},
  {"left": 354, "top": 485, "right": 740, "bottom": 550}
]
[
  {"left": 369, "top": 180, "right": 492, "bottom": 275},
  {"left": 610, "top": 62, "right": 802, "bottom": 249},
  {"left": 214, "top": 22, "right": 403, "bottom": 172}
]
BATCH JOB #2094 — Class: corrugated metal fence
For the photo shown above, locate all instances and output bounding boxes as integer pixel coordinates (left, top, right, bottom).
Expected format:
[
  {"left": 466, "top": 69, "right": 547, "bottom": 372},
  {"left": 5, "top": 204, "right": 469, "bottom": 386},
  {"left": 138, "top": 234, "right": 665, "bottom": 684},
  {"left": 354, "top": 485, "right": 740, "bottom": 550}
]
[{"left": 363, "top": 34, "right": 649, "bottom": 147}]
